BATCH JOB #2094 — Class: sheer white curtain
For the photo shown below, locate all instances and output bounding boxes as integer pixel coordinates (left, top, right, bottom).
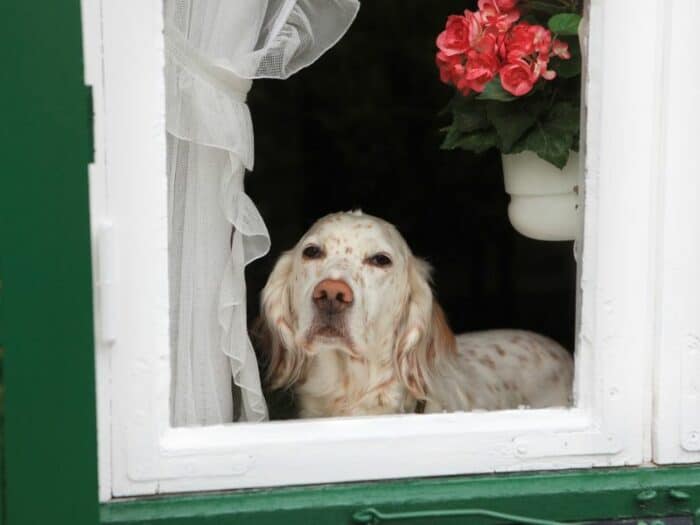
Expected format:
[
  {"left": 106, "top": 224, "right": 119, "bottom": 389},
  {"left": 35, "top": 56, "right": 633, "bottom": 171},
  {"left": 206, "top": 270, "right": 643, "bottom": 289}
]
[{"left": 165, "top": 0, "right": 359, "bottom": 425}]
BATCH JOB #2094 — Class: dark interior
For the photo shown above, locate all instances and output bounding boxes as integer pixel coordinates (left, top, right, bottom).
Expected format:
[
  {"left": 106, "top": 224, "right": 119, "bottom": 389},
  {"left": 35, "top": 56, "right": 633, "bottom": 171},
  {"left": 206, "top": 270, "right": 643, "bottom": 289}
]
[{"left": 246, "top": 0, "right": 576, "bottom": 416}]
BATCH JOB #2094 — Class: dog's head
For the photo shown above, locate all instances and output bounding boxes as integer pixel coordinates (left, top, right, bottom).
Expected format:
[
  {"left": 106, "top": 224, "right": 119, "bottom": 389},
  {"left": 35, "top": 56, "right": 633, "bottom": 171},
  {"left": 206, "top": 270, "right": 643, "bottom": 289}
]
[{"left": 257, "top": 210, "right": 456, "bottom": 400}]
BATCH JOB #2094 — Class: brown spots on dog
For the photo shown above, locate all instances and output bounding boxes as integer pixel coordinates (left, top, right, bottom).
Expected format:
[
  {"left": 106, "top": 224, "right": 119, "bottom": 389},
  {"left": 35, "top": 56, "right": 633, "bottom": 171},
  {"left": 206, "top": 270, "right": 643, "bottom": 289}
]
[
  {"left": 372, "top": 377, "right": 395, "bottom": 394},
  {"left": 516, "top": 354, "right": 529, "bottom": 365},
  {"left": 465, "top": 393, "right": 474, "bottom": 406},
  {"left": 510, "top": 334, "right": 525, "bottom": 345},
  {"left": 331, "top": 396, "right": 347, "bottom": 414},
  {"left": 548, "top": 371, "right": 559, "bottom": 384},
  {"left": 504, "top": 381, "right": 515, "bottom": 391},
  {"left": 494, "top": 344, "right": 506, "bottom": 357},
  {"left": 539, "top": 344, "right": 560, "bottom": 359},
  {"left": 345, "top": 246, "right": 353, "bottom": 254},
  {"left": 479, "top": 356, "right": 496, "bottom": 369}
]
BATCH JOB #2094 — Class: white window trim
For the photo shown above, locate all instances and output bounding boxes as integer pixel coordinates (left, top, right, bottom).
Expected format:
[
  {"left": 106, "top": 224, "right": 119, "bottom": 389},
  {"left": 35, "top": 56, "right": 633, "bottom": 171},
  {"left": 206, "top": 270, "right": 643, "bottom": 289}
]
[
  {"left": 651, "top": 0, "right": 700, "bottom": 465},
  {"left": 85, "top": 0, "right": 667, "bottom": 500}
]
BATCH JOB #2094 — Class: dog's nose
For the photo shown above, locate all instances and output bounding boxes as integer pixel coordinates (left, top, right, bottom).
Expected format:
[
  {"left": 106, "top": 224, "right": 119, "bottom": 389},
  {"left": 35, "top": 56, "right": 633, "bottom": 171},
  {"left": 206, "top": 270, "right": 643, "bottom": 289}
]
[{"left": 312, "top": 279, "right": 354, "bottom": 313}]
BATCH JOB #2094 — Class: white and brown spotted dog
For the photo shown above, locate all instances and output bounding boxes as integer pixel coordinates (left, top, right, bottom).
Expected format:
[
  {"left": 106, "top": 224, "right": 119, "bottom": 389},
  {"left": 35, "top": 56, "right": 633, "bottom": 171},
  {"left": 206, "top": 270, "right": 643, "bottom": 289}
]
[{"left": 256, "top": 210, "right": 573, "bottom": 418}]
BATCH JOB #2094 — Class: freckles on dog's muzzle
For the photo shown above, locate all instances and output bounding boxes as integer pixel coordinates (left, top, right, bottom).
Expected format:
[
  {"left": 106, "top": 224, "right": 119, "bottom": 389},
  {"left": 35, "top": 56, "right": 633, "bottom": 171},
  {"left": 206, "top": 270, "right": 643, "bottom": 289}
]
[{"left": 312, "top": 279, "right": 354, "bottom": 315}]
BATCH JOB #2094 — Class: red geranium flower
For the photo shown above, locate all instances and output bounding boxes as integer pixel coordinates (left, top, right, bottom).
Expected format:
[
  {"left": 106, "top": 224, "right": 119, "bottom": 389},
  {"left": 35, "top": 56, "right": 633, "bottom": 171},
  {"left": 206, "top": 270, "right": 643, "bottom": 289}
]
[
  {"left": 437, "top": 13, "right": 480, "bottom": 56},
  {"left": 500, "top": 59, "right": 537, "bottom": 96},
  {"left": 478, "top": 0, "right": 520, "bottom": 33},
  {"left": 465, "top": 50, "right": 500, "bottom": 92},
  {"left": 435, "top": 0, "right": 570, "bottom": 97}
]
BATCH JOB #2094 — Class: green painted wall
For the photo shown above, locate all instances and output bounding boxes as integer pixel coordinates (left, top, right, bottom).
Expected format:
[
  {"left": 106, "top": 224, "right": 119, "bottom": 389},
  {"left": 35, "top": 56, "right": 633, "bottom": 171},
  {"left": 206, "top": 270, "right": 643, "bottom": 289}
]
[
  {"left": 0, "top": 1, "right": 99, "bottom": 524},
  {"left": 102, "top": 467, "right": 700, "bottom": 525}
]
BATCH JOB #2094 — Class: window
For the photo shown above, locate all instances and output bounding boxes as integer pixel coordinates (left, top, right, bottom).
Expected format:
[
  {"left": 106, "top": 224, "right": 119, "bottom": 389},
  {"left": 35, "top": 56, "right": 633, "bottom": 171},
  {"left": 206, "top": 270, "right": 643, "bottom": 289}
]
[{"left": 87, "top": 0, "right": 665, "bottom": 500}]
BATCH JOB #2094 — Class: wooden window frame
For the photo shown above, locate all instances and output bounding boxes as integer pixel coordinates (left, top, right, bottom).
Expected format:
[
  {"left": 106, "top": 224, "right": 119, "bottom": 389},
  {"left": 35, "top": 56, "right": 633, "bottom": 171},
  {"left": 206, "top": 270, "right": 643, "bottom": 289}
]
[
  {"left": 651, "top": 0, "right": 700, "bottom": 466},
  {"left": 86, "top": 0, "right": 668, "bottom": 500}
]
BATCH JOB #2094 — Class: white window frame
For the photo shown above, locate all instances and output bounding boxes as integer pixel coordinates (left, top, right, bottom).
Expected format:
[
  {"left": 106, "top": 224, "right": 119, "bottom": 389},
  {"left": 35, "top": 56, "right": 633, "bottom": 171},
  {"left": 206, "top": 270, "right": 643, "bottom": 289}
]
[
  {"left": 85, "top": 0, "right": 668, "bottom": 501},
  {"left": 651, "top": 0, "right": 700, "bottom": 465}
]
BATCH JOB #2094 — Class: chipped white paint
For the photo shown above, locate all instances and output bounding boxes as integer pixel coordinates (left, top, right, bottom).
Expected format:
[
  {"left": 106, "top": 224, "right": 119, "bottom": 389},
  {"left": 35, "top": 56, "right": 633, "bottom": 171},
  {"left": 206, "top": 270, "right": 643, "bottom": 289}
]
[
  {"left": 651, "top": 0, "right": 700, "bottom": 464},
  {"left": 80, "top": 0, "right": 113, "bottom": 503},
  {"left": 86, "top": 0, "right": 669, "bottom": 500}
]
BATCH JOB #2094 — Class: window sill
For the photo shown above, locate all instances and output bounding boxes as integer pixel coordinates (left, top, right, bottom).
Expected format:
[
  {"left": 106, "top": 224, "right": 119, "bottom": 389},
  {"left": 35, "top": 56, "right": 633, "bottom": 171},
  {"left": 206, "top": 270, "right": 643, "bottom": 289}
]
[{"left": 101, "top": 465, "right": 700, "bottom": 525}]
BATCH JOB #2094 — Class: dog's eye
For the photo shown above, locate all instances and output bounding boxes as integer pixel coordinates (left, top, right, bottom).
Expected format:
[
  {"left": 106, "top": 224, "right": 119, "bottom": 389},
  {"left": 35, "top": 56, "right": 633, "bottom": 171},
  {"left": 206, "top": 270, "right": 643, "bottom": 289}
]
[
  {"left": 302, "top": 245, "right": 324, "bottom": 260},
  {"left": 366, "top": 253, "right": 392, "bottom": 268}
]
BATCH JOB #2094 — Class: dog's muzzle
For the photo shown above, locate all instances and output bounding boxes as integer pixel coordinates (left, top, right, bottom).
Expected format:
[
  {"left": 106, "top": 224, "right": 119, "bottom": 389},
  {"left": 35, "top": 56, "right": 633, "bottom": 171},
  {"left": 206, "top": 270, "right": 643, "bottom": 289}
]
[{"left": 312, "top": 279, "right": 354, "bottom": 315}]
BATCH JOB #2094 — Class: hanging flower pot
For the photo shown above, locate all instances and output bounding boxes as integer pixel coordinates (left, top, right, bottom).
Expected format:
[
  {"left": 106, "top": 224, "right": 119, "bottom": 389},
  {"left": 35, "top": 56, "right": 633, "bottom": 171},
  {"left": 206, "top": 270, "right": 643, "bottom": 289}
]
[
  {"left": 435, "top": 0, "right": 584, "bottom": 241},
  {"left": 502, "top": 150, "right": 580, "bottom": 241}
]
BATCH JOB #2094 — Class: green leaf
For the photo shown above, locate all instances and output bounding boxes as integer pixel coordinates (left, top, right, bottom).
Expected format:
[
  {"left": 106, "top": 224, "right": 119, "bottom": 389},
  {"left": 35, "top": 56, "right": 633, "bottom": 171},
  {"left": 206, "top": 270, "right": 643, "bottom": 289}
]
[
  {"left": 571, "top": 134, "right": 580, "bottom": 152},
  {"left": 476, "top": 79, "right": 516, "bottom": 102},
  {"left": 455, "top": 130, "right": 499, "bottom": 153},
  {"left": 440, "top": 125, "right": 465, "bottom": 150},
  {"left": 442, "top": 129, "right": 499, "bottom": 154},
  {"left": 522, "top": 124, "right": 572, "bottom": 168},
  {"left": 453, "top": 109, "right": 490, "bottom": 133},
  {"left": 486, "top": 103, "right": 537, "bottom": 152},
  {"left": 547, "top": 101, "right": 580, "bottom": 135},
  {"left": 520, "top": 1, "right": 566, "bottom": 15},
  {"left": 514, "top": 101, "right": 580, "bottom": 168},
  {"left": 439, "top": 94, "right": 492, "bottom": 150},
  {"left": 550, "top": 55, "right": 581, "bottom": 79},
  {"left": 548, "top": 13, "right": 582, "bottom": 36}
]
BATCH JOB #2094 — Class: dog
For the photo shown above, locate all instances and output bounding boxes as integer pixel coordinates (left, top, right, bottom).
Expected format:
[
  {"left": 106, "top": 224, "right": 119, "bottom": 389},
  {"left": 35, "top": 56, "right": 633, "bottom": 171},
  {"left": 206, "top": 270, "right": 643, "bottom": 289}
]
[{"left": 255, "top": 210, "right": 573, "bottom": 418}]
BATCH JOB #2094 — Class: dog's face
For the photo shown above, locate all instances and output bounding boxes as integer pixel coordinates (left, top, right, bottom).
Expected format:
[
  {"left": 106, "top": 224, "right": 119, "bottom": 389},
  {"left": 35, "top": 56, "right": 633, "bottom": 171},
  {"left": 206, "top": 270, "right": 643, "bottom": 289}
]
[
  {"left": 258, "top": 210, "right": 455, "bottom": 400},
  {"left": 289, "top": 211, "right": 412, "bottom": 357}
]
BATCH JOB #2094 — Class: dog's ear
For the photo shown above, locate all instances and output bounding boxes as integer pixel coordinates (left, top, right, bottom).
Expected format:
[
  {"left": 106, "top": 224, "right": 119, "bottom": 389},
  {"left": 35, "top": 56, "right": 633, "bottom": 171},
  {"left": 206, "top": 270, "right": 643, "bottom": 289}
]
[
  {"left": 394, "top": 256, "right": 457, "bottom": 400},
  {"left": 255, "top": 250, "right": 306, "bottom": 390}
]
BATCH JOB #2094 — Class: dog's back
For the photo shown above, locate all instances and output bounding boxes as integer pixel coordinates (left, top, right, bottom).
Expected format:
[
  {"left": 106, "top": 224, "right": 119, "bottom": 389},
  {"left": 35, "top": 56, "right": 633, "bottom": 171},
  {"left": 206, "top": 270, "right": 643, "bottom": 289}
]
[{"left": 425, "top": 329, "right": 573, "bottom": 413}]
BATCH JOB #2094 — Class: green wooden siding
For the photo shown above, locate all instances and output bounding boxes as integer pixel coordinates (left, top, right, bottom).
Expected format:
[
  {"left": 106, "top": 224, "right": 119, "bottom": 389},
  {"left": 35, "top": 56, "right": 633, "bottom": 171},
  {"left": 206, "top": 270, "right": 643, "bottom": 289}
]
[
  {"left": 101, "top": 467, "right": 700, "bottom": 525},
  {"left": 0, "top": 1, "right": 99, "bottom": 524}
]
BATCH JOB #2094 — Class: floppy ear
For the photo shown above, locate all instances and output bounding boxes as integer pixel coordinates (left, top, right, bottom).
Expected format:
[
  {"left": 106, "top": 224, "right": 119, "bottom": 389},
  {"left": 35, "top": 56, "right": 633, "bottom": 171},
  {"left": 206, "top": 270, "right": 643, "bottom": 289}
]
[
  {"left": 394, "top": 256, "right": 457, "bottom": 400},
  {"left": 253, "top": 250, "right": 306, "bottom": 390}
]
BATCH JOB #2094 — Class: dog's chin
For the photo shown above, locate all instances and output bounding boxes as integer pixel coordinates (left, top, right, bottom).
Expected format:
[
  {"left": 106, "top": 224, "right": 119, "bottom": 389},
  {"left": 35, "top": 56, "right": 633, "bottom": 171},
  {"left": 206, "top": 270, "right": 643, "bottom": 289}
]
[
  {"left": 307, "top": 324, "right": 346, "bottom": 344},
  {"left": 305, "top": 321, "right": 357, "bottom": 356},
  {"left": 315, "top": 325, "right": 345, "bottom": 338}
]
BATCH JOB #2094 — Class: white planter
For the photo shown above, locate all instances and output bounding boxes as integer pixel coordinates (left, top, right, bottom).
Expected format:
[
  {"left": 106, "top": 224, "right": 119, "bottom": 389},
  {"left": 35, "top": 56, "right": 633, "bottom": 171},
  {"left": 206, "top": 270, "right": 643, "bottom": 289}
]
[{"left": 502, "top": 151, "right": 582, "bottom": 241}]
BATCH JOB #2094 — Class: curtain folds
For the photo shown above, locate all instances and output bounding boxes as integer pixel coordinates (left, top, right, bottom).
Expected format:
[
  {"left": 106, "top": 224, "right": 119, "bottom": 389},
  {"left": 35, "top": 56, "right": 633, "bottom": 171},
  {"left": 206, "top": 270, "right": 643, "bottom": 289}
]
[{"left": 165, "top": 0, "right": 359, "bottom": 425}]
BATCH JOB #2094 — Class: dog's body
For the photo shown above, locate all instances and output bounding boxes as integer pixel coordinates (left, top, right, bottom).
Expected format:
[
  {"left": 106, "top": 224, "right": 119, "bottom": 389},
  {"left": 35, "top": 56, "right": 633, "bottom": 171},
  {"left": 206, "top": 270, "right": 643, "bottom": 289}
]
[
  {"left": 257, "top": 211, "right": 573, "bottom": 418},
  {"left": 293, "top": 329, "right": 572, "bottom": 418}
]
